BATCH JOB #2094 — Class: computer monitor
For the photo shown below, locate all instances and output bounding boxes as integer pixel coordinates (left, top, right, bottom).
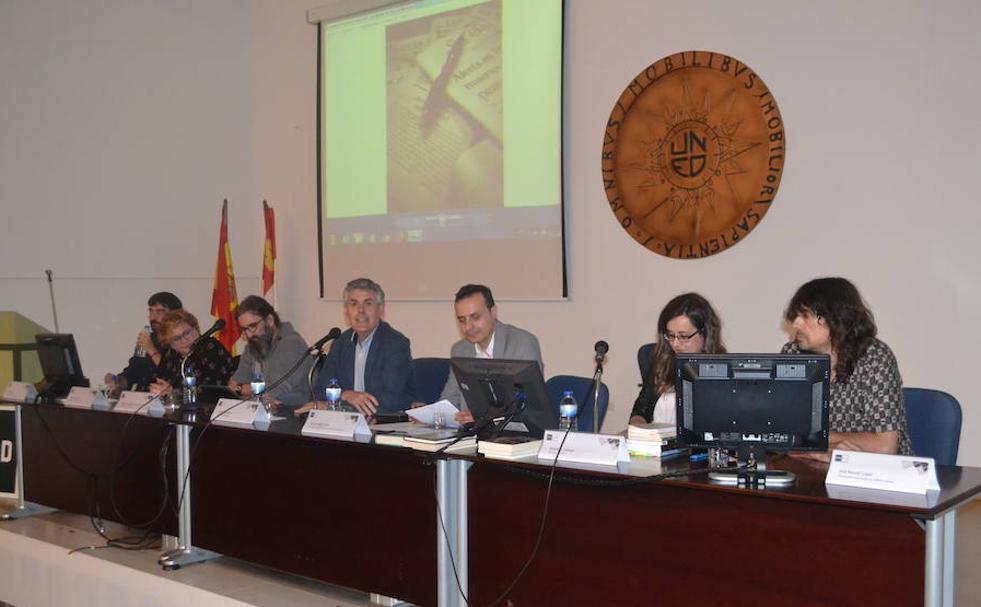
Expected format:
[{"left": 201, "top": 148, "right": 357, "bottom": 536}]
[
  {"left": 675, "top": 353, "right": 830, "bottom": 486},
  {"left": 35, "top": 333, "right": 89, "bottom": 399},
  {"left": 450, "top": 358, "right": 557, "bottom": 438}
]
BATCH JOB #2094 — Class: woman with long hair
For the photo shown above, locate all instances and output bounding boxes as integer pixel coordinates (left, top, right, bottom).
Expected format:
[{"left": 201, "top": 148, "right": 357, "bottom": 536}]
[
  {"left": 782, "top": 277, "right": 911, "bottom": 459},
  {"left": 628, "top": 293, "right": 726, "bottom": 427}
]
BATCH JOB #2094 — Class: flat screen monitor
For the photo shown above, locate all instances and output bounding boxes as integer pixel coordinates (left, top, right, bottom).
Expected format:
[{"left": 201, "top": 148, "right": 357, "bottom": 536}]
[
  {"left": 675, "top": 353, "right": 830, "bottom": 483},
  {"left": 35, "top": 333, "right": 89, "bottom": 398},
  {"left": 450, "top": 358, "right": 556, "bottom": 438}
]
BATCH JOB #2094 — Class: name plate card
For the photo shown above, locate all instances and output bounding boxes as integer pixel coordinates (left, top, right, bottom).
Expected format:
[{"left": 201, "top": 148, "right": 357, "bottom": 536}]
[
  {"left": 211, "top": 398, "right": 277, "bottom": 427},
  {"left": 62, "top": 387, "right": 111, "bottom": 410},
  {"left": 825, "top": 449, "right": 941, "bottom": 494},
  {"left": 537, "top": 431, "right": 630, "bottom": 467},
  {"left": 301, "top": 409, "right": 371, "bottom": 439},
  {"left": 113, "top": 391, "right": 157, "bottom": 414},
  {"left": 3, "top": 381, "right": 38, "bottom": 403}
]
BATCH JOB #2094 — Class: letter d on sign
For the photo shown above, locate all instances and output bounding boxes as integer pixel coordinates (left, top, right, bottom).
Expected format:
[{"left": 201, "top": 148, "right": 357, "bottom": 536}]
[{"left": 1, "top": 440, "right": 12, "bottom": 463}]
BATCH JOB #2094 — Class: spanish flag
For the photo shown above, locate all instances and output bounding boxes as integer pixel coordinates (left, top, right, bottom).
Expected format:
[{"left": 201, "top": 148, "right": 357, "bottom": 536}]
[
  {"left": 211, "top": 199, "right": 241, "bottom": 354},
  {"left": 262, "top": 200, "right": 276, "bottom": 303}
]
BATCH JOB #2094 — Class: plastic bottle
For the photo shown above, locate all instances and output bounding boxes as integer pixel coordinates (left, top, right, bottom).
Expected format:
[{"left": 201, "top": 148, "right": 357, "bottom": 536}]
[
  {"left": 134, "top": 325, "right": 151, "bottom": 357},
  {"left": 182, "top": 372, "right": 197, "bottom": 406},
  {"left": 325, "top": 378, "right": 342, "bottom": 411},
  {"left": 558, "top": 390, "right": 578, "bottom": 432},
  {"left": 250, "top": 371, "right": 266, "bottom": 399}
]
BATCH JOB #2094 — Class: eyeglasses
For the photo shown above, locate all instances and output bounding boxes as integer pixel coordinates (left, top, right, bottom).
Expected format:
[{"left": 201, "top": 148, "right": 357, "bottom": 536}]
[
  {"left": 662, "top": 329, "right": 702, "bottom": 343},
  {"left": 170, "top": 326, "right": 196, "bottom": 344},
  {"left": 239, "top": 315, "right": 267, "bottom": 335}
]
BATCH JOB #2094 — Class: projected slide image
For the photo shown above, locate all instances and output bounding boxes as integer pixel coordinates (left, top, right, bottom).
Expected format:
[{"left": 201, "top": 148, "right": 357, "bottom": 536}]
[{"left": 386, "top": 1, "right": 502, "bottom": 214}]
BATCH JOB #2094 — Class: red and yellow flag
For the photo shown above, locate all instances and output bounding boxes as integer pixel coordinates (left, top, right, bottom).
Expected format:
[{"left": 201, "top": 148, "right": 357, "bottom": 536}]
[
  {"left": 211, "top": 199, "right": 241, "bottom": 354},
  {"left": 262, "top": 200, "right": 276, "bottom": 299}
]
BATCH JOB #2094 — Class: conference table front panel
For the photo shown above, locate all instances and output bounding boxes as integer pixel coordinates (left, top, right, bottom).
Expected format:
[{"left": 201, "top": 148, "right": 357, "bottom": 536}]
[
  {"left": 19, "top": 402, "right": 179, "bottom": 536},
  {"left": 464, "top": 456, "right": 957, "bottom": 607},
  {"left": 188, "top": 418, "right": 438, "bottom": 607}
]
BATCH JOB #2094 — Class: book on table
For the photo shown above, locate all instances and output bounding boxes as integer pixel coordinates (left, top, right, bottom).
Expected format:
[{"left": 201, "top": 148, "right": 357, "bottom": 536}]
[
  {"left": 372, "top": 421, "right": 440, "bottom": 447},
  {"left": 403, "top": 429, "right": 477, "bottom": 453},
  {"left": 626, "top": 422, "right": 683, "bottom": 457},
  {"left": 477, "top": 435, "right": 542, "bottom": 460}
]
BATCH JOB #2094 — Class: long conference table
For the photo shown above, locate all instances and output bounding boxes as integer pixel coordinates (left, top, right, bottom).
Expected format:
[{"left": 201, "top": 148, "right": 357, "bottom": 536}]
[{"left": 6, "top": 399, "right": 980, "bottom": 607}]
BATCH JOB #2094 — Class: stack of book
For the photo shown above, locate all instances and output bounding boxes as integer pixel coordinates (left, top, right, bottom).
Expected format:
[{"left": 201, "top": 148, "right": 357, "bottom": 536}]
[
  {"left": 403, "top": 429, "right": 477, "bottom": 453},
  {"left": 477, "top": 436, "right": 543, "bottom": 461},
  {"left": 626, "top": 422, "right": 683, "bottom": 458}
]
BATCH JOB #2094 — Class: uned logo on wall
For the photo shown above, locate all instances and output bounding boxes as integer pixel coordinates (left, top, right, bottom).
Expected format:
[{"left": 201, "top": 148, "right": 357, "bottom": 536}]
[{"left": 602, "top": 50, "right": 786, "bottom": 259}]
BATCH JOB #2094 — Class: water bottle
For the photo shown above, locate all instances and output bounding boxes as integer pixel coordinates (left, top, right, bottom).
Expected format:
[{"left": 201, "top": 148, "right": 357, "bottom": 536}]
[
  {"left": 134, "top": 325, "right": 151, "bottom": 357},
  {"left": 558, "top": 390, "right": 578, "bottom": 432},
  {"left": 325, "top": 378, "right": 342, "bottom": 411},
  {"left": 250, "top": 371, "right": 266, "bottom": 400},
  {"left": 182, "top": 372, "right": 197, "bottom": 406}
]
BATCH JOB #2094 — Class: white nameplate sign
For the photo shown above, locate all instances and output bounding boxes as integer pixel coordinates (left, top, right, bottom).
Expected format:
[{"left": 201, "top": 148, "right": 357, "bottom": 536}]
[
  {"left": 825, "top": 449, "right": 941, "bottom": 494},
  {"left": 209, "top": 398, "right": 266, "bottom": 426},
  {"left": 62, "top": 387, "right": 111, "bottom": 410},
  {"left": 301, "top": 409, "right": 371, "bottom": 438},
  {"left": 3, "top": 381, "right": 38, "bottom": 403},
  {"left": 537, "top": 431, "right": 630, "bottom": 466},
  {"left": 113, "top": 391, "right": 156, "bottom": 414}
]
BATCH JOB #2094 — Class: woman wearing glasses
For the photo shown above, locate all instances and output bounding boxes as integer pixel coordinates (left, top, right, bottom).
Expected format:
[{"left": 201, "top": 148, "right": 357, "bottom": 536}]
[
  {"left": 149, "top": 309, "right": 235, "bottom": 398},
  {"left": 628, "top": 293, "right": 726, "bottom": 427}
]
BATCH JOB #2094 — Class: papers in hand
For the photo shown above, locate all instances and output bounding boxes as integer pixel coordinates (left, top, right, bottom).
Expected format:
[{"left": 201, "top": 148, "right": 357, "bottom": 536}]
[{"left": 407, "top": 400, "right": 461, "bottom": 428}]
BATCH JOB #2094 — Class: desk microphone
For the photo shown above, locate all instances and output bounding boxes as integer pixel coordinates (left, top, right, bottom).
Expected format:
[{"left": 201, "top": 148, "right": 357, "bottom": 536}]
[
  {"left": 199, "top": 319, "right": 226, "bottom": 342},
  {"left": 311, "top": 327, "right": 342, "bottom": 352},
  {"left": 594, "top": 340, "right": 609, "bottom": 364}
]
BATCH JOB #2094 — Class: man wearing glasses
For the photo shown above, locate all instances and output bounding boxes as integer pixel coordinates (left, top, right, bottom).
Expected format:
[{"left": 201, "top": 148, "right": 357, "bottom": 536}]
[{"left": 228, "top": 295, "right": 314, "bottom": 410}]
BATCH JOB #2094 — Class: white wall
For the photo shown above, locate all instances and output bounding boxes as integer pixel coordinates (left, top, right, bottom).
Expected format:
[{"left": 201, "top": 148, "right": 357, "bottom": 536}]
[{"left": 2, "top": 0, "right": 978, "bottom": 465}]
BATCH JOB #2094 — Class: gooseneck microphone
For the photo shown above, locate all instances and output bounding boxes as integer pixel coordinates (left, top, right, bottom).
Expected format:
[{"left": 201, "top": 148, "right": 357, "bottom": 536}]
[
  {"left": 198, "top": 319, "right": 226, "bottom": 342},
  {"left": 589, "top": 340, "right": 609, "bottom": 433},
  {"left": 593, "top": 340, "right": 609, "bottom": 364},
  {"left": 311, "top": 327, "right": 342, "bottom": 352}
]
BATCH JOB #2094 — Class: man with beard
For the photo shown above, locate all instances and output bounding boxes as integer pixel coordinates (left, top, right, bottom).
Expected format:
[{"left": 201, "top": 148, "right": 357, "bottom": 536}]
[
  {"left": 299, "top": 278, "right": 413, "bottom": 418},
  {"left": 228, "top": 295, "right": 314, "bottom": 410},
  {"left": 105, "top": 291, "right": 183, "bottom": 394}
]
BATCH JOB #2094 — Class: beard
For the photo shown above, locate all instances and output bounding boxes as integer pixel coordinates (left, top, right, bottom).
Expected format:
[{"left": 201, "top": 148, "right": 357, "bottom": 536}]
[{"left": 248, "top": 332, "right": 274, "bottom": 359}]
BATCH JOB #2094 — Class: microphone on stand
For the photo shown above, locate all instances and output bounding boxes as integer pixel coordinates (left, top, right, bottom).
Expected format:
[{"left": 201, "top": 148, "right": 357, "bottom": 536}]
[
  {"left": 589, "top": 340, "right": 609, "bottom": 433},
  {"left": 310, "top": 327, "right": 342, "bottom": 353},
  {"left": 593, "top": 340, "right": 609, "bottom": 366},
  {"left": 198, "top": 319, "right": 226, "bottom": 342},
  {"left": 306, "top": 328, "right": 342, "bottom": 399}
]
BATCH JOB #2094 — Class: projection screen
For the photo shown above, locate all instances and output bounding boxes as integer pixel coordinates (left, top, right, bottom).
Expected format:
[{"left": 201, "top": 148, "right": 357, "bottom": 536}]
[{"left": 314, "top": 0, "right": 566, "bottom": 300}]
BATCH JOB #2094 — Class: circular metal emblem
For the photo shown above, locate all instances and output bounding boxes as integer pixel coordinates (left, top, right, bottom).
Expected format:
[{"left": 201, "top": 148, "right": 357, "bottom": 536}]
[{"left": 602, "top": 51, "right": 785, "bottom": 258}]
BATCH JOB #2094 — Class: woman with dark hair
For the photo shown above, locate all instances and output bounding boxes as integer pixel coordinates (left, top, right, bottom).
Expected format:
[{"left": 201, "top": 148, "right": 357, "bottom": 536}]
[
  {"left": 782, "top": 277, "right": 911, "bottom": 459},
  {"left": 629, "top": 293, "right": 726, "bottom": 427},
  {"left": 149, "top": 309, "right": 235, "bottom": 398}
]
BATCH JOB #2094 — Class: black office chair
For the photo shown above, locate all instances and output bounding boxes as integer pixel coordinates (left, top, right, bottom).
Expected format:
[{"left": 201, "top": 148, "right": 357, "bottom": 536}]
[
  {"left": 903, "top": 387, "right": 962, "bottom": 465},
  {"left": 411, "top": 357, "right": 450, "bottom": 404},
  {"left": 637, "top": 342, "right": 656, "bottom": 382},
  {"left": 545, "top": 375, "right": 609, "bottom": 432}
]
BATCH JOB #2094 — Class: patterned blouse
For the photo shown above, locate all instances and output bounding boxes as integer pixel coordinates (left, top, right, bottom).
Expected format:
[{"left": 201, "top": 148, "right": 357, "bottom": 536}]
[
  {"left": 782, "top": 338, "right": 912, "bottom": 455},
  {"left": 155, "top": 337, "right": 235, "bottom": 391}
]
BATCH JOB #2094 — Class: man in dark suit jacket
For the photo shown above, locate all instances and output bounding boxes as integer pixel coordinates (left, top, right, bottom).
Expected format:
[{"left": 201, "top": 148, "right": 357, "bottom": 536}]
[
  {"left": 439, "top": 284, "right": 543, "bottom": 423},
  {"left": 304, "top": 278, "right": 413, "bottom": 416}
]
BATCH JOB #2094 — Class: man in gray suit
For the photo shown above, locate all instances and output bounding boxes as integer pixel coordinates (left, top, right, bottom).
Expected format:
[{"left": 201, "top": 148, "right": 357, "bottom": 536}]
[{"left": 439, "top": 284, "right": 544, "bottom": 424}]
